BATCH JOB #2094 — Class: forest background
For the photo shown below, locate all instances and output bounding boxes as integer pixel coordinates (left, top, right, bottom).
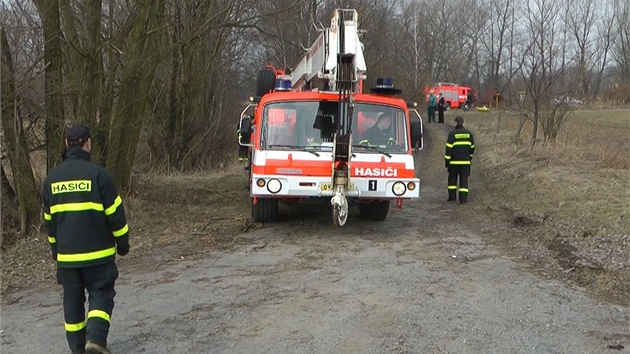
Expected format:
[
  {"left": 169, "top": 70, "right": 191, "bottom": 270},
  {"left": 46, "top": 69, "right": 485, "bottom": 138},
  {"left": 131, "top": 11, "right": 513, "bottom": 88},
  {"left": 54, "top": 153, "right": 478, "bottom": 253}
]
[{"left": 2, "top": 0, "right": 629, "bottom": 247}]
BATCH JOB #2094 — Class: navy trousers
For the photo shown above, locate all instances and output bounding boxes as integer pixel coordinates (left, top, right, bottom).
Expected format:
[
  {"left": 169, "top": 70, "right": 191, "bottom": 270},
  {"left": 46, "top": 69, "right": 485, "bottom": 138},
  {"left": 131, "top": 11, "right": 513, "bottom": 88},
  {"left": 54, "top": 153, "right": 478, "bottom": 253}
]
[{"left": 57, "top": 262, "right": 118, "bottom": 353}]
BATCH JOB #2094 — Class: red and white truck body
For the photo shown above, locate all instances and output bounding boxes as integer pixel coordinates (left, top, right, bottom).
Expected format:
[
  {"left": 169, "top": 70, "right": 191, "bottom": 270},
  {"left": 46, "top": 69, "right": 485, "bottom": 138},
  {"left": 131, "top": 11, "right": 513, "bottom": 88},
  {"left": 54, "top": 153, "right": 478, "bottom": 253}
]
[
  {"left": 239, "top": 9, "right": 423, "bottom": 226},
  {"left": 426, "top": 82, "right": 476, "bottom": 111}
]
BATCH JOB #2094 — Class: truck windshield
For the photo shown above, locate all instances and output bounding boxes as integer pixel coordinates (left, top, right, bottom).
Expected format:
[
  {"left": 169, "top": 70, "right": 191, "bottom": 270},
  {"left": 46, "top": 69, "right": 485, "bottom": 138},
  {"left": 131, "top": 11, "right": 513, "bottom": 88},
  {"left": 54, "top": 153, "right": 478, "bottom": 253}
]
[{"left": 261, "top": 101, "right": 409, "bottom": 152}]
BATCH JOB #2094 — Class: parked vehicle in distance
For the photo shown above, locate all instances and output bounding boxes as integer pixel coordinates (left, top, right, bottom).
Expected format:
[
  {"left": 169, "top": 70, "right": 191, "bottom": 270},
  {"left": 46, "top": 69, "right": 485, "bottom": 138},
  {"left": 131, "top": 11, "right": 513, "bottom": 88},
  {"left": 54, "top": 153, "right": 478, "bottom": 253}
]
[
  {"left": 425, "top": 83, "right": 476, "bottom": 111},
  {"left": 553, "top": 96, "right": 583, "bottom": 107}
]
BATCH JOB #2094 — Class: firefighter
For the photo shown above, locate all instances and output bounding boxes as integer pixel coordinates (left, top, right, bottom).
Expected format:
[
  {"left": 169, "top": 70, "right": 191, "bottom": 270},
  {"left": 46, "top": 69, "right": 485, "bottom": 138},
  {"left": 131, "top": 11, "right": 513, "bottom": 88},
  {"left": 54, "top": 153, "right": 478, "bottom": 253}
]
[
  {"left": 42, "top": 125, "right": 130, "bottom": 354},
  {"left": 359, "top": 114, "right": 395, "bottom": 146},
  {"left": 437, "top": 93, "right": 445, "bottom": 123},
  {"left": 445, "top": 116, "right": 475, "bottom": 203}
]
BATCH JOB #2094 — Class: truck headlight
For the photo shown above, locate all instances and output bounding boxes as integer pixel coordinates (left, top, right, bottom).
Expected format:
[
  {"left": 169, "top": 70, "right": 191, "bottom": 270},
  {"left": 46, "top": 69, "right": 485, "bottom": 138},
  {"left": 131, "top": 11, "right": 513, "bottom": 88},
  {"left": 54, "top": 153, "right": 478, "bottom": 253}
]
[
  {"left": 392, "top": 181, "right": 406, "bottom": 196},
  {"left": 267, "top": 179, "right": 282, "bottom": 193}
]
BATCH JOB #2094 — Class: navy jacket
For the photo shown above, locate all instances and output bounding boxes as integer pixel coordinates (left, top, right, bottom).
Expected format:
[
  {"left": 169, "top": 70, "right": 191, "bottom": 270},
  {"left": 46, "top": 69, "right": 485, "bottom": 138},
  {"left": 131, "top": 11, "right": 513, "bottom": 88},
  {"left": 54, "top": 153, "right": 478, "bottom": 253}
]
[
  {"left": 42, "top": 148, "right": 129, "bottom": 268},
  {"left": 445, "top": 126, "right": 475, "bottom": 166}
]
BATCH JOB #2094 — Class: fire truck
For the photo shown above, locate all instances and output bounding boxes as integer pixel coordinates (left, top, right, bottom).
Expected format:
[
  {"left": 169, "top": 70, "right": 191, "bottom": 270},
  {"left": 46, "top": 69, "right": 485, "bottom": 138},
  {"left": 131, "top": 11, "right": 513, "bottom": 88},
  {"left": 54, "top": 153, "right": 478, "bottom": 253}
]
[
  {"left": 425, "top": 82, "right": 476, "bottom": 111},
  {"left": 239, "top": 9, "right": 423, "bottom": 226}
]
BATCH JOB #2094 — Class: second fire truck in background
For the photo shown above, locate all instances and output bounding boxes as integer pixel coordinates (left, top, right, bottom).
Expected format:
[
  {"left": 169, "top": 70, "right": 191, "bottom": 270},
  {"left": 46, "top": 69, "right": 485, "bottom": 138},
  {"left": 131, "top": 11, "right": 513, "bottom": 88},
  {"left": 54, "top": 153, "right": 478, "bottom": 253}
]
[{"left": 425, "top": 82, "right": 476, "bottom": 111}]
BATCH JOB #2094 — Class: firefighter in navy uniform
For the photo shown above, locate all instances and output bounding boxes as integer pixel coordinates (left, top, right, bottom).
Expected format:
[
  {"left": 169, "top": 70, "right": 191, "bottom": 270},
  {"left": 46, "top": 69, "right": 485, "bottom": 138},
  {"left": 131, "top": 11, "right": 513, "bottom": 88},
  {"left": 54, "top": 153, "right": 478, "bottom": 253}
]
[
  {"left": 359, "top": 114, "right": 395, "bottom": 146},
  {"left": 42, "top": 125, "right": 130, "bottom": 354},
  {"left": 445, "top": 116, "right": 475, "bottom": 203},
  {"left": 237, "top": 123, "right": 250, "bottom": 171}
]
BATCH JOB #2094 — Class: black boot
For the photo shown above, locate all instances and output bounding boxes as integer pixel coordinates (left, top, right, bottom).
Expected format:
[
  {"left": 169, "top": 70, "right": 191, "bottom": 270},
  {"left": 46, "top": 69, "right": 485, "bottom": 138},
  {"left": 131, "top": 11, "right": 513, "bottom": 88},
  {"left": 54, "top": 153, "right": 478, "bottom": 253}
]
[{"left": 85, "top": 342, "right": 110, "bottom": 354}]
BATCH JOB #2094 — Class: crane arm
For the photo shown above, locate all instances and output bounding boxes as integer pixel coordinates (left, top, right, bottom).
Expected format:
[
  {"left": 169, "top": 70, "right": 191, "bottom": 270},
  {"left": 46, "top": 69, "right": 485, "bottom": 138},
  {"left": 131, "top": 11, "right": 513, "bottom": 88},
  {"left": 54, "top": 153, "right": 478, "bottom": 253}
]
[{"left": 290, "top": 9, "right": 366, "bottom": 92}]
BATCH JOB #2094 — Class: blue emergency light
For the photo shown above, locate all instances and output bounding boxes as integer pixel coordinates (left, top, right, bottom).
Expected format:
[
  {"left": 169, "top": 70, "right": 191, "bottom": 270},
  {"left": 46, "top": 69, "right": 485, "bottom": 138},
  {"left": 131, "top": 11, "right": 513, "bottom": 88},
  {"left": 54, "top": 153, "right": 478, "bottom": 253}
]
[
  {"left": 371, "top": 77, "right": 402, "bottom": 95},
  {"left": 375, "top": 77, "right": 394, "bottom": 89},
  {"left": 275, "top": 78, "right": 292, "bottom": 91}
]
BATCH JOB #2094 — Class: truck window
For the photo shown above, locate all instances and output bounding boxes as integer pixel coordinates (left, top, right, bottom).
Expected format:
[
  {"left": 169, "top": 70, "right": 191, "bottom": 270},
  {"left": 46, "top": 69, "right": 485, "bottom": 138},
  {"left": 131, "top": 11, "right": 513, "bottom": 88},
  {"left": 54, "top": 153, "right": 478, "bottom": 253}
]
[
  {"left": 261, "top": 101, "right": 408, "bottom": 152},
  {"left": 353, "top": 105, "right": 408, "bottom": 151},
  {"left": 262, "top": 102, "right": 321, "bottom": 148}
]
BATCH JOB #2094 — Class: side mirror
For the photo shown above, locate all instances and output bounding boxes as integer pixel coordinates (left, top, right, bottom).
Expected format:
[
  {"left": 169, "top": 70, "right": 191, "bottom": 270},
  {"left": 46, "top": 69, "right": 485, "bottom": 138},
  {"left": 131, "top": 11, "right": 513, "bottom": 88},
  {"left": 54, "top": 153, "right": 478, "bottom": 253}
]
[
  {"left": 409, "top": 113, "right": 423, "bottom": 152},
  {"left": 239, "top": 116, "right": 252, "bottom": 144}
]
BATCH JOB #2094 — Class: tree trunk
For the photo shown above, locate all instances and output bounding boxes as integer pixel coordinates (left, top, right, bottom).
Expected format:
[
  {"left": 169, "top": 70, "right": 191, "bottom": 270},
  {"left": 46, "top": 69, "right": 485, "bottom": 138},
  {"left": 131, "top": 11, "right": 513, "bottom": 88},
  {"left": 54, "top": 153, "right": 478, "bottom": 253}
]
[
  {"left": 1, "top": 26, "right": 40, "bottom": 236},
  {"left": 58, "top": 0, "right": 108, "bottom": 165},
  {"left": 1, "top": 163, "right": 14, "bottom": 248},
  {"left": 80, "top": 0, "right": 105, "bottom": 163},
  {"left": 33, "top": 0, "right": 65, "bottom": 172},
  {"left": 107, "top": 0, "right": 165, "bottom": 188},
  {"left": 1, "top": 162, "right": 16, "bottom": 201},
  {"left": 166, "top": 27, "right": 180, "bottom": 167}
]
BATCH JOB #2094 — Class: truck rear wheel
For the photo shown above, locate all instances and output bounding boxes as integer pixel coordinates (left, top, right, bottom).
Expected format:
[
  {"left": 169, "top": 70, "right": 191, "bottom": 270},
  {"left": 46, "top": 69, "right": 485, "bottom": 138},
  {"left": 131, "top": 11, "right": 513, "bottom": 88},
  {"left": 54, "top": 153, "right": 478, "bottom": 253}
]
[
  {"left": 252, "top": 198, "right": 278, "bottom": 222},
  {"left": 256, "top": 70, "right": 276, "bottom": 97},
  {"left": 359, "top": 200, "right": 390, "bottom": 221}
]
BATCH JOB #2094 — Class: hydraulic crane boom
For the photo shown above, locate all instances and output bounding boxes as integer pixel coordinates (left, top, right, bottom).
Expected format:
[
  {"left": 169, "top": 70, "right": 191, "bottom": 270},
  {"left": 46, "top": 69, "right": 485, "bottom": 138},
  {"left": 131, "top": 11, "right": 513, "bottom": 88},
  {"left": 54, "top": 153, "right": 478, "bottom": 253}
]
[{"left": 290, "top": 9, "right": 366, "bottom": 93}]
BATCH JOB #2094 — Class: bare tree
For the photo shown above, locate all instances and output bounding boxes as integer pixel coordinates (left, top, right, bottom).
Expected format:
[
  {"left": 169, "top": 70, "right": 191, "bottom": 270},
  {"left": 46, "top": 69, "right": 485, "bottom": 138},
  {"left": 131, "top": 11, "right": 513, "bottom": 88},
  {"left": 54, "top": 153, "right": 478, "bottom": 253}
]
[
  {"left": 32, "top": 0, "right": 65, "bottom": 172},
  {"left": 566, "top": 0, "right": 597, "bottom": 97},
  {"left": 463, "top": 0, "right": 491, "bottom": 91},
  {"left": 482, "top": 0, "right": 516, "bottom": 91},
  {"left": 613, "top": 0, "right": 630, "bottom": 84},
  {"left": 1, "top": 25, "right": 40, "bottom": 237},
  {"left": 514, "top": 0, "right": 576, "bottom": 145},
  {"left": 591, "top": 1, "right": 616, "bottom": 98},
  {"left": 58, "top": 0, "right": 108, "bottom": 163},
  {"left": 397, "top": 2, "right": 433, "bottom": 101},
  {"left": 107, "top": 0, "right": 165, "bottom": 188}
]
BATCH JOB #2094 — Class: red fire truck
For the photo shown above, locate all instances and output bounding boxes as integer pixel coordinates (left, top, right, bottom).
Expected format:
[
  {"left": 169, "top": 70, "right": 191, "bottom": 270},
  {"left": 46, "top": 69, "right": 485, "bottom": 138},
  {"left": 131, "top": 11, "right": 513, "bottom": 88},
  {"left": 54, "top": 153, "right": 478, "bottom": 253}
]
[
  {"left": 425, "top": 82, "right": 476, "bottom": 111},
  {"left": 238, "top": 9, "right": 423, "bottom": 226}
]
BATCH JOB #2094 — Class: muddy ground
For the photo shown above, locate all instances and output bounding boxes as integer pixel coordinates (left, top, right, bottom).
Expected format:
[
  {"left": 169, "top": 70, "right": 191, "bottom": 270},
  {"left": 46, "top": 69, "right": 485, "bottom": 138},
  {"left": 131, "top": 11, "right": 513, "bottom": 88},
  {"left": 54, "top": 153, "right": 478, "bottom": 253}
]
[{"left": 1, "top": 123, "right": 629, "bottom": 353}]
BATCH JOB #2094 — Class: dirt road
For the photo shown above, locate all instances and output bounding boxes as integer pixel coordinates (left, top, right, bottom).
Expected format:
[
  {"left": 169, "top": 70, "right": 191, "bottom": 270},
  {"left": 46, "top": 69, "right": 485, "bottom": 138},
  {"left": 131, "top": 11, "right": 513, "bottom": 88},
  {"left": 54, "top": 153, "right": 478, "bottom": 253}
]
[{"left": 2, "top": 124, "right": 629, "bottom": 353}]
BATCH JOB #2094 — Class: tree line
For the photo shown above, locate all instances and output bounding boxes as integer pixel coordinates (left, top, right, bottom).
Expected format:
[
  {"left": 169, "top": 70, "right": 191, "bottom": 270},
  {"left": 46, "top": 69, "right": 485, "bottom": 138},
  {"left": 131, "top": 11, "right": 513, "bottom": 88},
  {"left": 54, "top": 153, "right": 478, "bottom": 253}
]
[{"left": 1, "top": 0, "right": 629, "bottom": 244}]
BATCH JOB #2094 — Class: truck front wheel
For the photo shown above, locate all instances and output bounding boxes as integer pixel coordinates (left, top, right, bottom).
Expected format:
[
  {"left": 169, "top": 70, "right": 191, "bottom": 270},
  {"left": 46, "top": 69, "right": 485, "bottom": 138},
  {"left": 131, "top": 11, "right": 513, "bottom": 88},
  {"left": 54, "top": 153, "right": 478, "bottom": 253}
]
[
  {"left": 252, "top": 197, "right": 278, "bottom": 222},
  {"left": 359, "top": 200, "right": 390, "bottom": 221}
]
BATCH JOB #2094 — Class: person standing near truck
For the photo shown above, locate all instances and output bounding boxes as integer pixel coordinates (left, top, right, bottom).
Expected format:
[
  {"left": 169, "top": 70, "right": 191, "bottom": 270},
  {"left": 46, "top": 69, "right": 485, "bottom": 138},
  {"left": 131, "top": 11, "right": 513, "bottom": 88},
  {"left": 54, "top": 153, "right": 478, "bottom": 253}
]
[
  {"left": 427, "top": 91, "right": 437, "bottom": 123},
  {"left": 445, "top": 116, "right": 475, "bottom": 204},
  {"left": 42, "top": 125, "right": 130, "bottom": 354},
  {"left": 437, "top": 93, "right": 445, "bottom": 123}
]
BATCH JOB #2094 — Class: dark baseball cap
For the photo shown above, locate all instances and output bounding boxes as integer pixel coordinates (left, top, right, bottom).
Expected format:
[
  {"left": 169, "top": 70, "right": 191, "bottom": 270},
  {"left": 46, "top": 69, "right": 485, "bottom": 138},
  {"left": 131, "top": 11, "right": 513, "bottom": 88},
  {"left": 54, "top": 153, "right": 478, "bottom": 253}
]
[
  {"left": 66, "top": 124, "right": 91, "bottom": 141},
  {"left": 454, "top": 116, "right": 464, "bottom": 123}
]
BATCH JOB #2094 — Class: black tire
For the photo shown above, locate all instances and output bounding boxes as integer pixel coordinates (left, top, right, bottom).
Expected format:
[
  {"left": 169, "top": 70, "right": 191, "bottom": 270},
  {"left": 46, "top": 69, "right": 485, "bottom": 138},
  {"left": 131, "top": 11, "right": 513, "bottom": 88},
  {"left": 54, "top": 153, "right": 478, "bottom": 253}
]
[
  {"left": 256, "top": 70, "right": 276, "bottom": 97},
  {"left": 252, "top": 197, "right": 278, "bottom": 222},
  {"left": 445, "top": 102, "right": 451, "bottom": 111},
  {"left": 359, "top": 200, "right": 390, "bottom": 221},
  {"left": 463, "top": 102, "right": 471, "bottom": 111}
]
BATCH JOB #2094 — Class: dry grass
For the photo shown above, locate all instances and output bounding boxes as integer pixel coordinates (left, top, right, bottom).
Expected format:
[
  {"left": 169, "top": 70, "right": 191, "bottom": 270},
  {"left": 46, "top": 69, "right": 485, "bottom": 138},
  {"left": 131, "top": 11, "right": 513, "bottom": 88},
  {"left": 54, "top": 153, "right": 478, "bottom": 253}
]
[
  {"left": 466, "top": 108, "right": 630, "bottom": 237},
  {"left": 1, "top": 162, "right": 253, "bottom": 295},
  {"left": 463, "top": 108, "right": 630, "bottom": 304}
]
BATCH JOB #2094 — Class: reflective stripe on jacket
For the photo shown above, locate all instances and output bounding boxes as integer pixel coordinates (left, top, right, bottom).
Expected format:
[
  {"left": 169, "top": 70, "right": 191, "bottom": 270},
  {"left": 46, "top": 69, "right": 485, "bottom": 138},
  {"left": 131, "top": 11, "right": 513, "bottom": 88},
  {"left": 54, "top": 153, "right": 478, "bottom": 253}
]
[{"left": 445, "top": 126, "right": 475, "bottom": 166}]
